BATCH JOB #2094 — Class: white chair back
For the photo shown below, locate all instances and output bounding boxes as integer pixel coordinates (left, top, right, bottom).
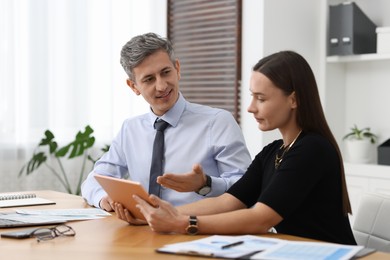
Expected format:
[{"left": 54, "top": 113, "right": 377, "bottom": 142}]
[{"left": 353, "top": 193, "right": 390, "bottom": 252}]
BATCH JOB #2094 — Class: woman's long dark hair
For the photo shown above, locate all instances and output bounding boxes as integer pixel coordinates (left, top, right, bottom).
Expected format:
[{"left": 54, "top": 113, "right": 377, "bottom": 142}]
[{"left": 253, "top": 51, "right": 352, "bottom": 215}]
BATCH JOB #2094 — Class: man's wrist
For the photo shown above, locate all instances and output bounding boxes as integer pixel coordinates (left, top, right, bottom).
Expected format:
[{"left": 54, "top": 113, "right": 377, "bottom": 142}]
[
  {"left": 196, "top": 175, "right": 212, "bottom": 196},
  {"left": 202, "top": 174, "right": 207, "bottom": 187}
]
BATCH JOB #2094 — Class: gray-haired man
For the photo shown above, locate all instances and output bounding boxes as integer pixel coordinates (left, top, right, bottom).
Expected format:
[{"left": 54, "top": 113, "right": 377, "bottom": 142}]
[{"left": 81, "top": 32, "right": 251, "bottom": 224}]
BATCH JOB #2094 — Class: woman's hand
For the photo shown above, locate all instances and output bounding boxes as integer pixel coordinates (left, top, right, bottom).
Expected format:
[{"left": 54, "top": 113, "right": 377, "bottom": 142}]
[{"left": 134, "top": 194, "right": 187, "bottom": 233}]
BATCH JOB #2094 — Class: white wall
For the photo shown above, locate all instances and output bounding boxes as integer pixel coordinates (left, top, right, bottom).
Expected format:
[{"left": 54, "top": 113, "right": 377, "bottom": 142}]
[{"left": 240, "top": 0, "right": 265, "bottom": 158}]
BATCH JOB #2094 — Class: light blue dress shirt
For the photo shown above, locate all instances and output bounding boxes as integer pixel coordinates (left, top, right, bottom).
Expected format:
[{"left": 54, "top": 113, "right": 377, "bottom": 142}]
[{"left": 81, "top": 93, "right": 251, "bottom": 208}]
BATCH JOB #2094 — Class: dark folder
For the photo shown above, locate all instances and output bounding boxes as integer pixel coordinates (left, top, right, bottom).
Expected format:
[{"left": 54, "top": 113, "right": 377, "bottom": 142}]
[{"left": 328, "top": 2, "right": 377, "bottom": 56}]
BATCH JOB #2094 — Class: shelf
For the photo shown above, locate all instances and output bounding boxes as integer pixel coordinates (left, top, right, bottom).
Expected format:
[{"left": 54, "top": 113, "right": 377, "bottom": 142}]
[
  {"left": 344, "top": 162, "right": 390, "bottom": 178},
  {"left": 327, "top": 53, "right": 390, "bottom": 63}
]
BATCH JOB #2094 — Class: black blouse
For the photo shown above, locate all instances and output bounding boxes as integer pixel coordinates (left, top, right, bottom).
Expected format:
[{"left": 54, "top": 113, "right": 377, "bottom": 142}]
[{"left": 227, "top": 131, "right": 357, "bottom": 245}]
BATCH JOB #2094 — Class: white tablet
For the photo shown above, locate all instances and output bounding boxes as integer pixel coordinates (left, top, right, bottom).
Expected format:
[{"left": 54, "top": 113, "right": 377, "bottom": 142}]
[{"left": 94, "top": 175, "right": 153, "bottom": 220}]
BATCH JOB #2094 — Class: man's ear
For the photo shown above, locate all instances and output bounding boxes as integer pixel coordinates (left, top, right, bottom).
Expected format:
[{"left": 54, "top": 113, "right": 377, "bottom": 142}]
[
  {"left": 175, "top": 59, "right": 181, "bottom": 80},
  {"left": 127, "top": 79, "right": 141, "bottom": 95}
]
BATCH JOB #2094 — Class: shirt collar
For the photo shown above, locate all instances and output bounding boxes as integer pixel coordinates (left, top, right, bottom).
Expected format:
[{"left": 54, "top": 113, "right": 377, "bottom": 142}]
[{"left": 148, "top": 92, "right": 186, "bottom": 128}]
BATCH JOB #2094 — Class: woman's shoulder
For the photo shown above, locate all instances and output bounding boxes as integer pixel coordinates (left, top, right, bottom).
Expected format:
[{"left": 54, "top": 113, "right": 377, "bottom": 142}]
[
  {"left": 298, "top": 131, "right": 337, "bottom": 156},
  {"left": 300, "top": 132, "right": 332, "bottom": 147},
  {"left": 253, "top": 139, "right": 282, "bottom": 159}
]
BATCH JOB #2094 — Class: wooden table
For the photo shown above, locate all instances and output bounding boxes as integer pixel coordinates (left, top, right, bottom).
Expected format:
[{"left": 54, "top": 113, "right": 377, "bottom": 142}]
[{"left": 0, "top": 190, "right": 388, "bottom": 259}]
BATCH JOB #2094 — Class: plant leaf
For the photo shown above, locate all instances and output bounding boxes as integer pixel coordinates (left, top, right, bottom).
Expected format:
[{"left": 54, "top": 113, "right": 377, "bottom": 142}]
[
  {"left": 19, "top": 152, "right": 47, "bottom": 176},
  {"left": 38, "top": 130, "right": 58, "bottom": 154},
  {"left": 56, "top": 145, "right": 71, "bottom": 157},
  {"left": 55, "top": 125, "right": 95, "bottom": 159},
  {"left": 343, "top": 124, "right": 377, "bottom": 143}
]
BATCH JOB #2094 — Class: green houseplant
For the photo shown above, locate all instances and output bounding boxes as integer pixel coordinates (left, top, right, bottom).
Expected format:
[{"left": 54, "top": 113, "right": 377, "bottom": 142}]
[
  {"left": 342, "top": 124, "right": 378, "bottom": 164},
  {"left": 342, "top": 124, "right": 378, "bottom": 144},
  {"left": 19, "top": 125, "right": 109, "bottom": 195}
]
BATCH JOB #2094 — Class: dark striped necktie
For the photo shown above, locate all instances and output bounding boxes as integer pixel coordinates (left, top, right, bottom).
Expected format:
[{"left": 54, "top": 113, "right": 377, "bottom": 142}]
[{"left": 149, "top": 119, "right": 169, "bottom": 197}]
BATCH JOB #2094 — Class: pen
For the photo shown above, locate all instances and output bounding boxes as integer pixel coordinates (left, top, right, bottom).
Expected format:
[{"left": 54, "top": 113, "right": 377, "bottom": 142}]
[{"left": 221, "top": 241, "right": 244, "bottom": 249}]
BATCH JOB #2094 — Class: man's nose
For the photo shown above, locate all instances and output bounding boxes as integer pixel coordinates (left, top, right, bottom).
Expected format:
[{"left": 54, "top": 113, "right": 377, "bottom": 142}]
[{"left": 156, "top": 77, "right": 167, "bottom": 91}]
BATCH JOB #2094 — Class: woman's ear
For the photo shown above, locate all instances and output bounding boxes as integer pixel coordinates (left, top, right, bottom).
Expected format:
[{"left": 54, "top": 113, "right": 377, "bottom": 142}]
[
  {"left": 127, "top": 79, "right": 141, "bottom": 95},
  {"left": 290, "top": 91, "right": 298, "bottom": 109}
]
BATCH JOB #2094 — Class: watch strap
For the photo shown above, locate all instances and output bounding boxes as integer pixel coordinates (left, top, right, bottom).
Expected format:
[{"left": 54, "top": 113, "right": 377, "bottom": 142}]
[
  {"left": 186, "top": 215, "right": 198, "bottom": 235},
  {"left": 189, "top": 215, "right": 197, "bottom": 225}
]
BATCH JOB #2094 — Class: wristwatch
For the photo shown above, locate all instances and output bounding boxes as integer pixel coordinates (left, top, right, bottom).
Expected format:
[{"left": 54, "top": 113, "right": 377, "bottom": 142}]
[
  {"left": 196, "top": 175, "right": 212, "bottom": 196},
  {"left": 185, "top": 216, "right": 198, "bottom": 235}
]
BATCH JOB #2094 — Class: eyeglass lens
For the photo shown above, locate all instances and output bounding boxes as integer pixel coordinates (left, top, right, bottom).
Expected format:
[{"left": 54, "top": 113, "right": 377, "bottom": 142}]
[{"left": 31, "top": 225, "right": 75, "bottom": 242}]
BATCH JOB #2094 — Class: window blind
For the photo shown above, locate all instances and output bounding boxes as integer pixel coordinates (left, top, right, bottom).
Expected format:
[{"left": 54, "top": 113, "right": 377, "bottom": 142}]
[{"left": 167, "top": 0, "right": 242, "bottom": 123}]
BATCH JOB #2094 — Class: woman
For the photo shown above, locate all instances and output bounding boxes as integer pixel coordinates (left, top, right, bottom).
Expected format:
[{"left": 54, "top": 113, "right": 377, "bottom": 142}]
[{"left": 120, "top": 51, "right": 356, "bottom": 245}]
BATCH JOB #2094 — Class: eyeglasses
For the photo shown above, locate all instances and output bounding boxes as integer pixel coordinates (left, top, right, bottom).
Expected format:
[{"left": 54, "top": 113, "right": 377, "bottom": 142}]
[{"left": 30, "top": 224, "right": 76, "bottom": 242}]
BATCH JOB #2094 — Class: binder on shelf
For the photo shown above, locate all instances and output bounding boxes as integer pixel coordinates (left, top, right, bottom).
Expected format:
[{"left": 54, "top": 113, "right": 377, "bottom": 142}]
[
  {"left": 378, "top": 139, "right": 390, "bottom": 166},
  {"left": 328, "top": 2, "right": 377, "bottom": 56}
]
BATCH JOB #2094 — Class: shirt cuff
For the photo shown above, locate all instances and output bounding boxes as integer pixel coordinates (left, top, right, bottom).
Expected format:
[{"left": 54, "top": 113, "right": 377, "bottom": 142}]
[{"left": 93, "top": 189, "right": 108, "bottom": 208}]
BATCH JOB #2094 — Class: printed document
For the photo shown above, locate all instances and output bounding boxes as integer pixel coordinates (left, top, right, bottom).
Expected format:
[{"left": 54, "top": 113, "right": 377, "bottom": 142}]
[{"left": 157, "top": 235, "right": 363, "bottom": 260}]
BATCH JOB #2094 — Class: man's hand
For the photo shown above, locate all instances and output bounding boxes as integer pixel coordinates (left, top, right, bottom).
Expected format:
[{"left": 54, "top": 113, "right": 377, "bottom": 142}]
[
  {"left": 99, "top": 195, "right": 115, "bottom": 212},
  {"left": 100, "top": 195, "right": 147, "bottom": 225},
  {"left": 134, "top": 194, "right": 187, "bottom": 233},
  {"left": 113, "top": 202, "right": 147, "bottom": 225},
  {"left": 157, "top": 163, "right": 206, "bottom": 192}
]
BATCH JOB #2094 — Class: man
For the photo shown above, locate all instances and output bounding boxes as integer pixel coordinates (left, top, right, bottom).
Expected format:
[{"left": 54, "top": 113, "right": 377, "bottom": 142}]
[{"left": 81, "top": 32, "right": 251, "bottom": 216}]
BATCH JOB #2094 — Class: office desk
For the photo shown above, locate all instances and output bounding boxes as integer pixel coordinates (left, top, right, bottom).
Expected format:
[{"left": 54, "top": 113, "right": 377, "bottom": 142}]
[{"left": 0, "top": 190, "right": 388, "bottom": 260}]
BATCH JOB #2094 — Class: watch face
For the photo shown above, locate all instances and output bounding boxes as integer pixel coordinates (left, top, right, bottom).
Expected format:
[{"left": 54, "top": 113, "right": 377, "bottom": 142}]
[
  {"left": 198, "top": 186, "right": 211, "bottom": 196},
  {"left": 186, "top": 225, "right": 198, "bottom": 235}
]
